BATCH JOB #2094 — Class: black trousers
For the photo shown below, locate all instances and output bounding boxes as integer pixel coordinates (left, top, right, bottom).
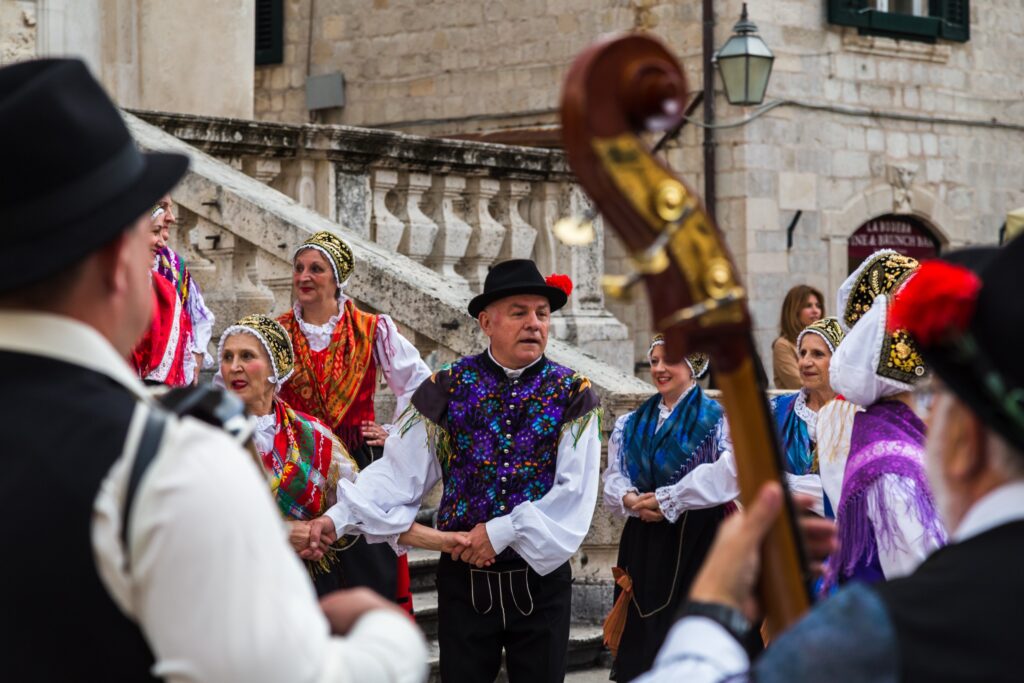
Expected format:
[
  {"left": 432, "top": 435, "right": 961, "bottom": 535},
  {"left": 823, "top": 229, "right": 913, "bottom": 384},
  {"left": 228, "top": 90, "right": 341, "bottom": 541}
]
[{"left": 436, "top": 554, "right": 572, "bottom": 683}]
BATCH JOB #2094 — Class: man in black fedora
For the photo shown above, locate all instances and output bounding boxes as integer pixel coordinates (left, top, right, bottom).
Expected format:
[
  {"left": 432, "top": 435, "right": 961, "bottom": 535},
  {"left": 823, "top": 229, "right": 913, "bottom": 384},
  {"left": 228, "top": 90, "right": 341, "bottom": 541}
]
[
  {"left": 0, "top": 59, "right": 426, "bottom": 681},
  {"left": 636, "top": 236, "right": 1024, "bottom": 683},
  {"left": 309, "top": 259, "right": 604, "bottom": 681}
]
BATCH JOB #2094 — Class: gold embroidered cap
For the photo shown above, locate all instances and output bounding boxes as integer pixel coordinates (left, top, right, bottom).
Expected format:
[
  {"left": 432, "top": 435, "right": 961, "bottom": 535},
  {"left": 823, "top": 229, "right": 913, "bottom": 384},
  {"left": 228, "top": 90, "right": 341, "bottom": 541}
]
[
  {"left": 294, "top": 230, "right": 354, "bottom": 289},
  {"left": 648, "top": 334, "right": 710, "bottom": 379},
  {"left": 840, "top": 250, "right": 919, "bottom": 331},
  {"left": 837, "top": 250, "right": 925, "bottom": 385},
  {"left": 797, "top": 316, "right": 845, "bottom": 354},
  {"left": 218, "top": 314, "right": 295, "bottom": 385}
]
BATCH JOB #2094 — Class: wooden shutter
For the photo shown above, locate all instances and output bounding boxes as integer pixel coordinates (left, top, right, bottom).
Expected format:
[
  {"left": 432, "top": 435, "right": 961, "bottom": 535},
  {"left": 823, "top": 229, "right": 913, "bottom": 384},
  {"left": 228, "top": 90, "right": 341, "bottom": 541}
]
[
  {"left": 828, "top": 0, "right": 871, "bottom": 29},
  {"left": 255, "top": 0, "right": 284, "bottom": 65},
  {"left": 931, "top": 0, "right": 970, "bottom": 42}
]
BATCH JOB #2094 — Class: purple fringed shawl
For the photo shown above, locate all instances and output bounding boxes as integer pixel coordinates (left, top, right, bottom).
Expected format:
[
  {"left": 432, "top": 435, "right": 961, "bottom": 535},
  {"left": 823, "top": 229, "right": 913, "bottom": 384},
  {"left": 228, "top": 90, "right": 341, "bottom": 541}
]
[{"left": 824, "top": 401, "right": 945, "bottom": 591}]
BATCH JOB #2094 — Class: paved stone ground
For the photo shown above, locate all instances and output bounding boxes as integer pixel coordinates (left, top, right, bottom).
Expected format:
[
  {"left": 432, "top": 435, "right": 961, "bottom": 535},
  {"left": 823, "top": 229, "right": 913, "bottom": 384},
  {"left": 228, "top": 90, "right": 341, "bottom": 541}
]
[{"left": 564, "top": 667, "right": 613, "bottom": 682}]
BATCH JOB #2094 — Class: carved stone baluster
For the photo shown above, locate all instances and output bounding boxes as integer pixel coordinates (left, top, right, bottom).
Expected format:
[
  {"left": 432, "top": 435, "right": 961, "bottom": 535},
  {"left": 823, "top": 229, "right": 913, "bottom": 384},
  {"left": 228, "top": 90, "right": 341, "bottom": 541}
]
[
  {"left": 234, "top": 238, "right": 275, "bottom": 316},
  {"left": 529, "top": 181, "right": 561, "bottom": 277},
  {"left": 256, "top": 253, "right": 295, "bottom": 318},
  {"left": 459, "top": 178, "right": 506, "bottom": 292},
  {"left": 191, "top": 218, "right": 238, "bottom": 336},
  {"left": 496, "top": 180, "right": 538, "bottom": 263},
  {"left": 241, "top": 158, "right": 282, "bottom": 186},
  {"left": 396, "top": 172, "right": 439, "bottom": 264},
  {"left": 187, "top": 218, "right": 274, "bottom": 333},
  {"left": 168, "top": 207, "right": 216, "bottom": 285},
  {"left": 561, "top": 183, "right": 607, "bottom": 314},
  {"left": 426, "top": 175, "right": 472, "bottom": 288},
  {"left": 370, "top": 168, "right": 405, "bottom": 252}
]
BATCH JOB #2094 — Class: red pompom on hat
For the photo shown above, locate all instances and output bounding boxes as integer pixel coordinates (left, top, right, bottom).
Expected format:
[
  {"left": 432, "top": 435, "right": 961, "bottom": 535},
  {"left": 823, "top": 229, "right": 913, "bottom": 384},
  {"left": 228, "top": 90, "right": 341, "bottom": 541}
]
[
  {"left": 888, "top": 260, "right": 982, "bottom": 346},
  {"left": 545, "top": 273, "right": 573, "bottom": 297}
]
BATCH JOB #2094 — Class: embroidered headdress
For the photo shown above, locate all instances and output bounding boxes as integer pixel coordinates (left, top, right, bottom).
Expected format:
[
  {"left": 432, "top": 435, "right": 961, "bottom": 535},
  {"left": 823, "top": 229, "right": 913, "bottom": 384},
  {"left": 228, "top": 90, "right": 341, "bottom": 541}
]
[
  {"left": 648, "top": 334, "right": 710, "bottom": 379},
  {"left": 830, "top": 250, "right": 925, "bottom": 405},
  {"left": 838, "top": 250, "right": 918, "bottom": 332},
  {"left": 217, "top": 314, "right": 295, "bottom": 386},
  {"left": 797, "top": 316, "right": 845, "bottom": 354},
  {"left": 294, "top": 231, "right": 354, "bottom": 290}
]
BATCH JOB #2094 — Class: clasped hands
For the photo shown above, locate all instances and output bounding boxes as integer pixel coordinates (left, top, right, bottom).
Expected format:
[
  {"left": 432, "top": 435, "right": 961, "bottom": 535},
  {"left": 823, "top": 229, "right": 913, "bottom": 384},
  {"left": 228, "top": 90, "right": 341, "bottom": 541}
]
[
  {"left": 623, "top": 491, "right": 665, "bottom": 522},
  {"left": 288, "top": 517, "right": 498, "bottom": 568}
]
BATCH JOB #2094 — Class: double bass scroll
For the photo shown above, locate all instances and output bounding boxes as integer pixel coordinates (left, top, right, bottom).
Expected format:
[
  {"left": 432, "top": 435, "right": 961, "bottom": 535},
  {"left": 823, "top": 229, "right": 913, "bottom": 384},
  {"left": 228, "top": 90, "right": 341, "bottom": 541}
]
[{"left": 560, "top": 33, "right": 810, "bottom": 633}]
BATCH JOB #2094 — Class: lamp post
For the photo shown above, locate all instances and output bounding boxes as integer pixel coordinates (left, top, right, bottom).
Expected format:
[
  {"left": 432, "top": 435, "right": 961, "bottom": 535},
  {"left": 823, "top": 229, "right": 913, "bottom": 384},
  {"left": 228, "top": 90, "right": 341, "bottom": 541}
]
[{"left": 715, "top": 3, "right": 775, "bottom": 106}]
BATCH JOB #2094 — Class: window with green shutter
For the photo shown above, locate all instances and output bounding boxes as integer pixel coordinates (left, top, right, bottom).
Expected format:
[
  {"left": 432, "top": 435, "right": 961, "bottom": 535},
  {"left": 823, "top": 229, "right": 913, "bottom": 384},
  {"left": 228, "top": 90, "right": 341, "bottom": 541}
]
[
  {"left": 827, "top": 0, "right": 969, "bottom": 43},
  {"left": 255, "top": 0, "right": 284, "bottom": 65}
]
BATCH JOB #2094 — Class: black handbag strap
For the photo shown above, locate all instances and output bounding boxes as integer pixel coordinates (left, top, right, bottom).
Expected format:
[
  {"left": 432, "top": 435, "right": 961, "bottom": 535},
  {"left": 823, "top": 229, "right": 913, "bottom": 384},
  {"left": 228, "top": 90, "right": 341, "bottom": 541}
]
[{"left": 121, "top": 405, "right": 167, "bottom": 569}]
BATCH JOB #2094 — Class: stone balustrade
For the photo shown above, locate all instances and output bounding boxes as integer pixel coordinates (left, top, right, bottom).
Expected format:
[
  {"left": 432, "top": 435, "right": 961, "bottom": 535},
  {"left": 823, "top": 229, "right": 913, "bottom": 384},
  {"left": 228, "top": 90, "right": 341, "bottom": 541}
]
[{"left": 131, "top": 109, "right": 632, "bottom": 374}]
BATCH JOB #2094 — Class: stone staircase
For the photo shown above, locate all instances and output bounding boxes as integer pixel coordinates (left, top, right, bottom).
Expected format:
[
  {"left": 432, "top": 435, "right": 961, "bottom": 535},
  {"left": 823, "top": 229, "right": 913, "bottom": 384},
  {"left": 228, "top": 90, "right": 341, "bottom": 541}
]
[{"left": 408, "top": 548, "right": 611, "bottom": 682}]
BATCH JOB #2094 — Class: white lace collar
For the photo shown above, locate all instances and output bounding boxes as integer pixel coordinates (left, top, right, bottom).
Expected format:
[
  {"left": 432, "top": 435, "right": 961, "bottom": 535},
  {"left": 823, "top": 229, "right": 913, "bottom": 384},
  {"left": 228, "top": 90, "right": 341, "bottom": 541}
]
[
  {"left": 251, "top": 411, "right": 278, "bottom": 456},
  {"left": 294, "top": 297, "right": 347, "bottom": 352},
  {"left": 794, "top": 390, "right": 819, "bottom": 441}
]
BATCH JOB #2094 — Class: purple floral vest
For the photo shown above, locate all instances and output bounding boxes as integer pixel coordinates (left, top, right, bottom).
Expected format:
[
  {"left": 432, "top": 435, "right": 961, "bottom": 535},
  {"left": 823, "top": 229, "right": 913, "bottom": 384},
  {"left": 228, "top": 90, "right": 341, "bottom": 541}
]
[{"left": 411, "top": 353, "right": 599, "bottom": 533}]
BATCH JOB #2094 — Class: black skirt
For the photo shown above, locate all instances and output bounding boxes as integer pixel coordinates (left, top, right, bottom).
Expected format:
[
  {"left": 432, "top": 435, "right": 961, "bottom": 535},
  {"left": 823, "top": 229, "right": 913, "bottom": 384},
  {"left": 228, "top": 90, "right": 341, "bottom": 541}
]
[{"left": 611, "top": 506, "right": 726, "bottom": 682}]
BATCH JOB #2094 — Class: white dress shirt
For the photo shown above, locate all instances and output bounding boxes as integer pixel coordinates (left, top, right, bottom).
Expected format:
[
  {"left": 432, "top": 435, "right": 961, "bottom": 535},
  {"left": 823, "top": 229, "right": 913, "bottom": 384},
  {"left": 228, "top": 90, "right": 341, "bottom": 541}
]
[
  {"left": 634, "top": 481, "right": 1024, "bottom": 683},
  {"left": 294, "top": 298, "right": 431, "bottom": 422},
  {"left": 0, "top": 311, "right": 427, "bottom": 683},
  {"left": 324, "top": 349, "right": 602, "bottom": 575},
  {"left": 601, "top": 386, "right": 738, "bottom": 523}
]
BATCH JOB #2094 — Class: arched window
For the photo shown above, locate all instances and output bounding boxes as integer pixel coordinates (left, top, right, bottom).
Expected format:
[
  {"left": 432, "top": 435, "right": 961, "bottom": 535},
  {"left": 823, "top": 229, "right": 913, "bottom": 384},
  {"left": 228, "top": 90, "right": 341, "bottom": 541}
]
[{"left": 847, "top": 214, "right": 940, "bottom": 273}]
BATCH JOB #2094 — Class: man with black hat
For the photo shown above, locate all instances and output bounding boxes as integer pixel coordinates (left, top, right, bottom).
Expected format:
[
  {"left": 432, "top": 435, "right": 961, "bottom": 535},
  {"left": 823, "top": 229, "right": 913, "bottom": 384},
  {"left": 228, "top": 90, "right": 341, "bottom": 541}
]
[
  {"left": 634, "top": 236, "right": 1024, "bottom": 683},
  {"left": 309, "top": 260, "right": 603, "bottom": 682},
  {"left": 0, "top": 59, "right": 426, "bottom": 681}
]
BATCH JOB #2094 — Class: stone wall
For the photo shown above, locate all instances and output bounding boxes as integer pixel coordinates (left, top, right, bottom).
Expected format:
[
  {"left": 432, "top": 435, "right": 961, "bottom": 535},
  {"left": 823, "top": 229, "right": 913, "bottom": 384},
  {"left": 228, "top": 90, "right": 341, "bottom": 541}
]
[
  {"left": 1, "top": 0, "right": 255, "bottom": 119},
  {"left": 253, "top": 0, "right": 709, "bottom": 134},
  {"left": 0, "top": 0, "right": 36, "bottom": 65}
]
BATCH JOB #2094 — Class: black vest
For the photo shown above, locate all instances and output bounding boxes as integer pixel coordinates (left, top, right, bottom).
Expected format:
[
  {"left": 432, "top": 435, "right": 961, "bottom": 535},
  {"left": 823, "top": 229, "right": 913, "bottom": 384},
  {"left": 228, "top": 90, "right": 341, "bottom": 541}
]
[
  {"left": 875, "top": 520, "right": 1024, "bottom": 682},
  {"left": 0, "top": 351, "right": 157, "bottom": 681}
]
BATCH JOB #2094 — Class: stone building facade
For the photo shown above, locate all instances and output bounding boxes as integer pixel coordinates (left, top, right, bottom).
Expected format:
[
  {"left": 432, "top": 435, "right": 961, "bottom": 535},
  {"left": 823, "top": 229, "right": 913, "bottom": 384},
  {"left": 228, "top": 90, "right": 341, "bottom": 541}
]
[{"left": 253, "top": 0, "right": 1024, "bottom": 373}]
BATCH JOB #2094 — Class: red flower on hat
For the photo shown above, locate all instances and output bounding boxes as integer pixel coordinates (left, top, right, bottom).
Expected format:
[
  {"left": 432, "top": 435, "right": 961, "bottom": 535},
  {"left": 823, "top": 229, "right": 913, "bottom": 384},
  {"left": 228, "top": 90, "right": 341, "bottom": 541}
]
[
  {"left": 888, "top": 260, "right": 982, "bottom": 346},
  {"left": 546, "top": 273, "right": 573, "bottom": 296}
]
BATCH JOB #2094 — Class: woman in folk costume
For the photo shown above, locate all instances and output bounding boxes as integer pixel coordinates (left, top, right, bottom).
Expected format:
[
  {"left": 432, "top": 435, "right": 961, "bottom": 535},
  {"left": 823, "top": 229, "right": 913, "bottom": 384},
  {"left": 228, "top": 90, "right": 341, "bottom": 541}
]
[
  {"left": 130, "top": 204, "right": 194, "bottom": 386},
  {"left": 602, "top": 336, "right": 748, "bottom": 681},
  {"left": 769, "top": 316, "right": 847, "bottom": 519},
  {"left": 218, "top": 314, "right": 355, "bottom": 594},
  {"left": 277, "top": 230, "right": 431, "bottom": 612},
  {"left": 218, "top": 314, "right": 465, "bottom": 596},
  {"left": 151, "top": 196, "right": 216, "bottom": 384},
  {"left": 822, "top": 250, "right": 946, "bottom": 592}
]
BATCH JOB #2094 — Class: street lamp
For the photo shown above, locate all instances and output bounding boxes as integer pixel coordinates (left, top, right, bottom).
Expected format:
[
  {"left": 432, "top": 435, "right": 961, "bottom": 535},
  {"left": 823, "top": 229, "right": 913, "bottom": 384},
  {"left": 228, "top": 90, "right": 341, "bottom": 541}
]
[{"left": 715, "top": 3, "right": 775, "bottom": 106}]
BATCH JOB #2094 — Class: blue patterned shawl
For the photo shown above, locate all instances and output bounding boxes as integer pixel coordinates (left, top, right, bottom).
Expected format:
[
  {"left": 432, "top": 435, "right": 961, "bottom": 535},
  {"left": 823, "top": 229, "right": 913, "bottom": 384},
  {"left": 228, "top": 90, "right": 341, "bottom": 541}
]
[
  {"left": 771, "top": 392, "right": 815, "bottom": 476},
  {"left": 621, "top": 386, "right": 723, "bottom": 492}
]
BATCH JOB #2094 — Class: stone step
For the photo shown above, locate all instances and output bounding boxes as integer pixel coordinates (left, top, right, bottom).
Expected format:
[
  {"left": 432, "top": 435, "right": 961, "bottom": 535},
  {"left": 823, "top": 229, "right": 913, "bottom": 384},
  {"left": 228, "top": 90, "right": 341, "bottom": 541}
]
[
  {"left": 424, "top": 623, "right": 605, "bottom": 682},
  {"left": 408, "top": 547, "right": 440, "bottom": 594},
  {"left": 412, "top": 587, "right": 439, "bottom": 639}
]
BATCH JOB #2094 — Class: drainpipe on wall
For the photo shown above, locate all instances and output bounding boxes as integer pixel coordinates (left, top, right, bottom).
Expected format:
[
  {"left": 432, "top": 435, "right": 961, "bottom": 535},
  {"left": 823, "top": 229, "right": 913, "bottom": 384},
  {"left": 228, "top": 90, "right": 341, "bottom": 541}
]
[{"left": 702, "top": 0, "right": 716, "bottom": 223}]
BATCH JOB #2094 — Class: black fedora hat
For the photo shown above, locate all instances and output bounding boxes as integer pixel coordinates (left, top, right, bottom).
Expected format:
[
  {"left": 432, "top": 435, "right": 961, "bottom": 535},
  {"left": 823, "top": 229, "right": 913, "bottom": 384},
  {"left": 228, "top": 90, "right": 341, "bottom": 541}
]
[
  {"left": 0, "top": 58, "right": 189, "bottom": 292},
  {"left": 467, "top": 259, "right": 569, "bottom": 318},
  {"left": 891, "top": 235, "right": 1024, "bottom": 452}
]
